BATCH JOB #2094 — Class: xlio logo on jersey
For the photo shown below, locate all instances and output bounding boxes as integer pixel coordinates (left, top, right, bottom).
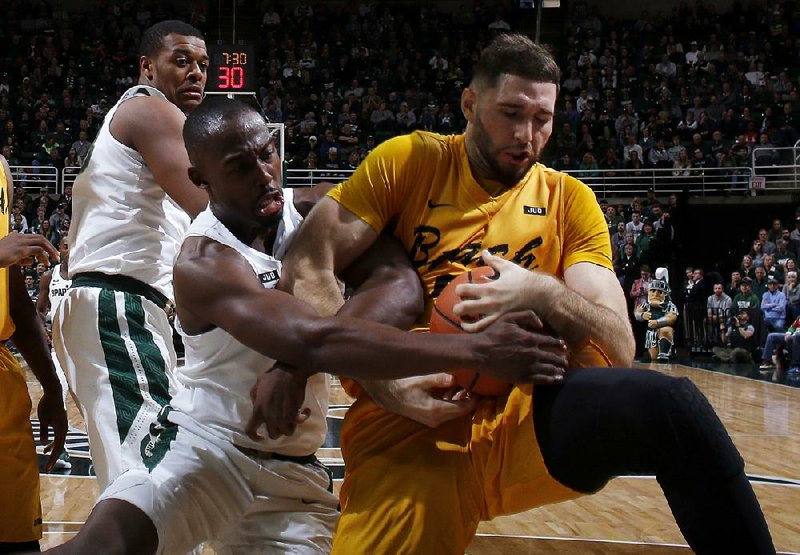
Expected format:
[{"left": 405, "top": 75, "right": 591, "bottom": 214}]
[
  {"left": 259, "top": 270, "right": 279, "bottom": 285},
  {"left": 523, "top": 205, "right": 547, "bottom": 216}
]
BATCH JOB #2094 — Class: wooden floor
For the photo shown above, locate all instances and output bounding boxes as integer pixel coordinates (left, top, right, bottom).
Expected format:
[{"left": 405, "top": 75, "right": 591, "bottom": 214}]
[{"left": 27, "top": 362, "right": 800, "bottom": 554}]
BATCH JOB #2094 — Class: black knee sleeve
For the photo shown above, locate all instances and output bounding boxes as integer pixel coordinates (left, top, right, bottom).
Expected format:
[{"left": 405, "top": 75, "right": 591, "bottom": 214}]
[{"left": 655, "top": 377, "right": 744, "bottom": 482}]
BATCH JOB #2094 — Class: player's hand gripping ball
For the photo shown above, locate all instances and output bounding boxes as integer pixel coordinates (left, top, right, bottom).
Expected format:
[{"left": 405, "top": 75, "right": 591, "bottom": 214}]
[{"left": 429, "top": 266, "right": 513, "bottom": 396}]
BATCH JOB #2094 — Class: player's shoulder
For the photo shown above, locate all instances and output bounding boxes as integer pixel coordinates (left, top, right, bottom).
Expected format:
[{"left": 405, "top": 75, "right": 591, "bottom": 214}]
[
  {"left": 372, "top": 130, "right": 461, "bottom": 161},
  {"left": 541, "top": 165, "right": 592, "bottom": 194}
]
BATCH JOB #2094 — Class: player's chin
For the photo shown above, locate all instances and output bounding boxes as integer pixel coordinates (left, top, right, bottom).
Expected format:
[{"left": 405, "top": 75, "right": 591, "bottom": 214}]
[{"left": 177, "top": 96, "right": 204, "bottom": 113}]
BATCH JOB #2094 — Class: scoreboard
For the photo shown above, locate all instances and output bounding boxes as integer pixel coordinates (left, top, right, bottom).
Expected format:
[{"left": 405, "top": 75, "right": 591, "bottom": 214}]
[{"left": 206, "top": 44, "right": 256, "bottom": 93}]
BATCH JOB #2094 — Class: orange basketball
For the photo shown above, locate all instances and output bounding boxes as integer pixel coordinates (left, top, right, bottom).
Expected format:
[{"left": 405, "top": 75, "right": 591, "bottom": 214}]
[{"left": 429, "top": 266, "right": 512, "bottom": 396}]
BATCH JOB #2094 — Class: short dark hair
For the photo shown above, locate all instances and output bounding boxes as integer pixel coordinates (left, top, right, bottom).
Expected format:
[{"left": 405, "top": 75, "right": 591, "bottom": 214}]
[
  {"left": 183, "top": 97, "right": 259, "bottom": 165},
  {"left": 140, "top": 20, "right": 204, "bottom": 57},
  {"left": 471, "top": 33, "right": 560, "bottom": 90}
]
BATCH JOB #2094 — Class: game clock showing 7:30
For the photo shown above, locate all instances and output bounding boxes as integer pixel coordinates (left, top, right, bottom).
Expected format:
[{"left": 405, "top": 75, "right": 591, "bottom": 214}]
[{"left": 206, "top": 44, "right": 256, "bottom": 93}]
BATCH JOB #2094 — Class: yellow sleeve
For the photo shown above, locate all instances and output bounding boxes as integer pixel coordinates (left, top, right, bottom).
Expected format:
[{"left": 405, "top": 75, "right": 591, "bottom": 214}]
[
  {"left": 560, "top": 174, "right": 613, "bottom": 272},
  {"left": 328, "top": 133, "right": 420, "bottom": 233}
]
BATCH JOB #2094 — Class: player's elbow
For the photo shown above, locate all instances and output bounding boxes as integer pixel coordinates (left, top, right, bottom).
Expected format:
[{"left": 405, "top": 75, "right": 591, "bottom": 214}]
[{"left": 612, "top": 327, "right": 636, "bottom": 367}]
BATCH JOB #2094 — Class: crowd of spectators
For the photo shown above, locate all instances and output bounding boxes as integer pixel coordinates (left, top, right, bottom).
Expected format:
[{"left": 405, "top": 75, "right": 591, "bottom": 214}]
[
  {"left": 677, "top": 211, "right": 800, "bottom": 376},
  {"left": 552, "top": 3, "right": 800, "bottom": 186},
  {"left": 3, "top": 1, "right": 800, "bottom": 373},
  {"left": 2, "top": 1, "right": 800, "bottom": 181}
]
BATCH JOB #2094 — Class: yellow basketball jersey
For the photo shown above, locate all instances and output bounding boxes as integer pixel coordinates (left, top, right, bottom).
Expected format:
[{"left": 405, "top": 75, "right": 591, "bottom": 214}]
[
  {"left": 332, "top": 130, "right": 610, "bottom": 306},
  {"left": 0, "top": 161, "right": 15, "bottom": 341},
  {"left": 330, "top": 131, "right": 614, "bottom": 384}
]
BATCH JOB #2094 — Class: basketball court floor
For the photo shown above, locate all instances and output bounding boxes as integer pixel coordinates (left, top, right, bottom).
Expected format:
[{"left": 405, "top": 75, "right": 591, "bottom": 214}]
[{"left": 27, "top": 360, "right": 800, "bottom": 553}]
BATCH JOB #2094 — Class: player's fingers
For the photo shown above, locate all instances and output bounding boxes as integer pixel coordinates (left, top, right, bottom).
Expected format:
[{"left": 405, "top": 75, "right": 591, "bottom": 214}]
[
  {"left": 427, "top": 397, "right": 478, "bottom": 427},
  {"left": 244, "top": 410, "right": 265, "bottom": 441},
  {"left": 421, "top": 372, "right": 456, "bottom": 390},
  {"left": 503, "top": 310, "right": 544, "bottom": 329},
  {"left": 480, "top": 250, "right": 509, "bottom": 273},
  {"left": 459, "top": 312, "right": 501, "bottom": 332},
  {"left": 451, "top": 296, "right": 490, "bottom": 316},
  {"left": 526, "top": 363, "right": 567, "bottom": 379},
  {"left": 527, "top": 372, "right": 566, "bottom": 386}
]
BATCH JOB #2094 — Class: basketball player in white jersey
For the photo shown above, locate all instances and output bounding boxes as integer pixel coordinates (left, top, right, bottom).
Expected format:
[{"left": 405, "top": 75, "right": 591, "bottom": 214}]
[
  {"left": 46, "top": 98, "right": 566, "bottom": 555},
  {"left": 36, "top": 234, "right": 73, "bottom": 469},
  {"left": 51, "top": 20, "right": 210, "bottom": 491}
]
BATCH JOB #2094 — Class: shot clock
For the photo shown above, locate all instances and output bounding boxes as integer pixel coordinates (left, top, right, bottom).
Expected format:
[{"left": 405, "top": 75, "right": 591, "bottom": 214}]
[{"left": 207, "top": 44, "right": 256, "bottom": 93}]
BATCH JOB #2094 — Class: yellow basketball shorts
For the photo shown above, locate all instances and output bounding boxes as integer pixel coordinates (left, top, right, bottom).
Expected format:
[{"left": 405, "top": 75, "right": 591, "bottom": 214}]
[
  {"left": 331, "top": 385, "right": 582, "bottom": 554},
  {"left": 0, "top": 344, "right": 42, "bottom": 542}
]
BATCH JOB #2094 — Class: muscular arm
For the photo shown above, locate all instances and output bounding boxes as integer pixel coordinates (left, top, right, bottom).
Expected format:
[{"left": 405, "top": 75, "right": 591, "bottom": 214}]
[
  {"left": 280, "top": 195, "right": 484, "bottom": 426},
  {"left": 456, "top": 253, "right": 635, "bottom": 367},
  {"left": 280, "top": 196, "right": 379, "bottom": 317},
  {"left": 175, "top": 239, "right": 566, "bottom": 382},
  {"left": 9, "top": 267, "right": 67, "bottom": 471},
  {"left": 110, "top": 96, "right": 208, "bottom": 217},
  {"left": 36, "top": 270, "right": 53, "bottom": 322}
]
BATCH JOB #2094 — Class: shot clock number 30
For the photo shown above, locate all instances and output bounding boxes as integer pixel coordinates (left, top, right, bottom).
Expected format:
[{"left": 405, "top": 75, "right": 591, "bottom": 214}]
[{"left": 207, "top": 44, "right": 256, "bottom": 93}]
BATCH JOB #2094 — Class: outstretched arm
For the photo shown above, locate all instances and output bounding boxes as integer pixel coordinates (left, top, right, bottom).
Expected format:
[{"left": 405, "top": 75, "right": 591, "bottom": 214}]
[
  {"left": 9, "top": 268, "right": 67, "bottom": 471},
  {"left": 175, "top": 238, "right": 568, "bottom": 382},
  {"left": 454, "top": 251, "right": 635, "bottom": 367}
]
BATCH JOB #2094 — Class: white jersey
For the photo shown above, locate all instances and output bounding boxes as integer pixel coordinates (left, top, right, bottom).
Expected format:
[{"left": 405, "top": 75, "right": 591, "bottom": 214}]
[
  {"left": 171, "top": 188, "right": 328, "bottom": 455},
  {"left": 68, "top": 85, "right": 193, "bottom": 299},
  {"left": 47, "top": 264, "right": 71, "bottom": 322}
]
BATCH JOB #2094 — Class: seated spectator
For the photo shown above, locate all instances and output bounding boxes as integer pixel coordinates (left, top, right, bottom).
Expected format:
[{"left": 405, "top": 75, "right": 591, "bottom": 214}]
[
  {"left": 774, "top": 239, "right": 796, "bottom": 268},
  {"left": 762, "top": 254, "right": 784, "bottom": 284},
  {"left": 740, "top": 254, "right": 756, "bottom": 279},
  {"left": 672, "top": 148, "right": 691, "bottom": 176},
  {"left": 733, "top": 277, "right": 760, "bottom": 311},
  {"left": 758, "top": 228, "right": 777, "bottom": 255},
  {"left": 761, "top": 276, "right": 787, "bottom": 332},
  {"left": 751, "top": 265, "right": 769, "bottom": 299},
  {"left": 728, "top": 271, "right": 743, "bottom": 298},
  {"left": 759, "top": 316, "right": 800, "bottom": 371},
  {"left": 775, "top": 316, "right": 800, "bottom": 378},
  {"left": 395, "top": 102, "right": 416, "bottom": 133},
  {"left": 708, "top": 282, "right": 733, "bottom": 334},
  {"left": 625, "top": 210, "right": 644, "bottom": 242},
  {"left": 752, "top": 133, "right": 779, "bottom": 166},
  {"left": 578, "top": 151, "right": 600, "bottom": 179},
  {"left": 767, "top": 218, "right": 784, "bottom": 244},
  {"left": 553, "top": 152, "right": 577, "bottom": 172},
  {"left": 370, "top": 101, "right": 395, "bottom": 134},
  {"left": 749, "top": 240, "right": 765, "bottom": 268},
  {"left": 783, "top": 271, "right": 800, "bottom": 322},
  {"left": 610, "top": 222, "right": 627, "bottom": 257},
  {"left": 667, "top": 135, "right": 685, "bottom": 163},
  {"left": 63, "top": 147, "right": 80, "bottom": 176},
  {"left": 648, "top": 138, "right": 671, "bottom": 168},
  {"left": 712, "top": 310, "right": 756, "bottom": 363}
]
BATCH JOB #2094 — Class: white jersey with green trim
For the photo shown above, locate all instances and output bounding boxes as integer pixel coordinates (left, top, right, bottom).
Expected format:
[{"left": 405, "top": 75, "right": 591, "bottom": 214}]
[
  {"left": 68, "top": 85, "right": 192, "bottom": 299},
  {"left": 172, "top": 188, "right": 328, "bottom": 455}
]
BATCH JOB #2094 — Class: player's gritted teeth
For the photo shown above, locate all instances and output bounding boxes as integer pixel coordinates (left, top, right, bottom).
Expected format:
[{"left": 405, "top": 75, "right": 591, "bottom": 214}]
[{"left": 257, "top": 190, "right": 284, "bottom": 216}]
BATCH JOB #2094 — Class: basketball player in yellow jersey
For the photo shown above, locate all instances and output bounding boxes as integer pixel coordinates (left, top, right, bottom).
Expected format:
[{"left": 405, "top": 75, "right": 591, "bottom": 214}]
[
  {"left": 282, "top": 34, "right": 774, "bottom": 554},
  {"left": 0, "top": 154, "right": 67, "bottom": 552}
]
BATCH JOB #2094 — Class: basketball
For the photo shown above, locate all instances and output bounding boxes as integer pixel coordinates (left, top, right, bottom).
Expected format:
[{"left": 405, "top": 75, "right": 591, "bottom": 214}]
[{"left": 429, "top": 266, "right": 512, "bottom": 396}]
